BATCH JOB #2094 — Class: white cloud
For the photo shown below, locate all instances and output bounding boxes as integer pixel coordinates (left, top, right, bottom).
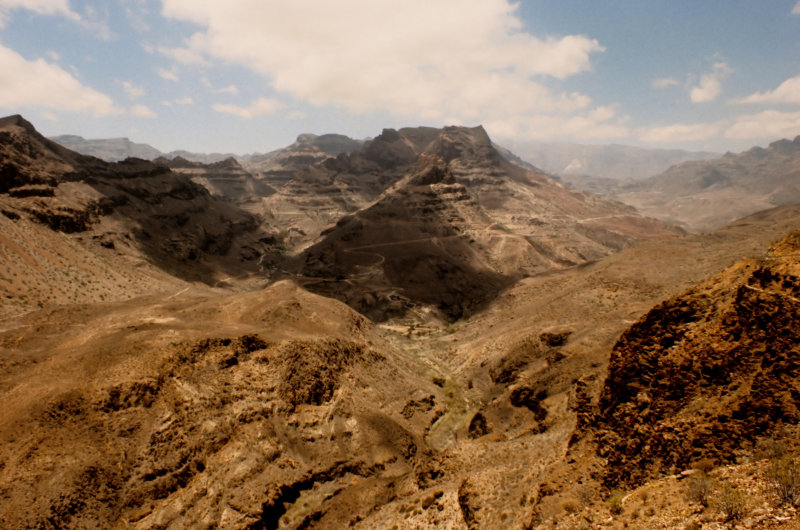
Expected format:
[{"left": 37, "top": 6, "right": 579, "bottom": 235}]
[
  {"left": 0, "top": 44, "right": 117, "bottom": 115},
  {"left": 79, "top": 4, "right": 113, "bottom": 40},
  {"left": 639, "top": 122, "right": 723, "bottom": 143},
  {"left": 156, "top": 67, "right": 179, "bottom": 82},
  {"left": 120, "top": 80, "right": 145, "bottom": 99},
  {"left": 162, "top": 0, "right": 605, "bottom": 127},
  {"left": 652, "top": 77, "right": 679, "bottom": 89},
  {"left": 202, "top": 77, "right": 239, "bottom": 95},
  {"left": 0, "top": 0, "right": 80, "bottom": 27},
  {"left": 158, "top": 34, "right": 211, "bottom": 66},
  {"left": 213, "top": 84, "right": 239, "bottom": 95},
  {"left": 793, "top": 1, "right": 800, "bottom": 15},
  {"left": 130, "top": 104, "right": 157, "bottom": 118},
  {"left": 690, "top": 62, "right": 733, "bottom": 103},
  {"left": 734, "top": 75, "right": 800, "bottom": 105},
  {"left": 212, "top": 97, "right": 284, "bottom": 119},
  {"left": 162, "top": 96, "right": 194, "bottom": 107},
  {"left": 725, "top": 109, "right": 800, "bottom": 140},
  {"left": 41, "top": 111, "right": 58, "bottom": 122}
]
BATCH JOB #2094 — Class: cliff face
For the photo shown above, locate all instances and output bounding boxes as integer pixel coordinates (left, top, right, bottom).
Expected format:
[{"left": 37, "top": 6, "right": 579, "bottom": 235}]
[{"left": 587, "top": 230, "right": 800, "bottom": 488}]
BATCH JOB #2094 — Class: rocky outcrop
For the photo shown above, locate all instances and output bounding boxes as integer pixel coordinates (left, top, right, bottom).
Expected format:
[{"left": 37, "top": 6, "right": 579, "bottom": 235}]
[{"left": 588, "top": 230, "right": 800, "bottom": 488}]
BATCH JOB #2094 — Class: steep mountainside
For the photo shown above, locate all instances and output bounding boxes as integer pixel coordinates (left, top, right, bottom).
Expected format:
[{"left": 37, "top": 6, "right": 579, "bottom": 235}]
[
  {"left": 294, "top": 126, "right": 681, "bottom": 321},
  {"left": 256, "top": 127, "right": 440, "bottom": 250},
  {"left": 611, "top": 136, "right": 800, "bottom": 231},
  {"left": 4, "top": 114, "right": 800, "bottom": 529},
  {"left": 0, "top": 115, "right": 278, "bottom": 301}
]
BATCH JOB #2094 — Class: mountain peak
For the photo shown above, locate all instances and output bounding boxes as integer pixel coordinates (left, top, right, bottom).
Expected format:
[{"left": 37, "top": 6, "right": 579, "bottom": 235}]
[
  {"left": 0, "top": 114, "right": 37, "bottom": 133},
  {"left": 427, "top": 125, "right": 497, "bottom": 163}
]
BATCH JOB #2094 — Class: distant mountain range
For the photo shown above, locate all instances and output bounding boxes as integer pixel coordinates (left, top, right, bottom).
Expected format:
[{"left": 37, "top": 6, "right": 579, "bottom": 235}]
[
  {"left": 498, "top": 139, "right": 720, "bottom": 180},
  {"left": 608, "top": 136, "right": 800, "bottom": 231}
]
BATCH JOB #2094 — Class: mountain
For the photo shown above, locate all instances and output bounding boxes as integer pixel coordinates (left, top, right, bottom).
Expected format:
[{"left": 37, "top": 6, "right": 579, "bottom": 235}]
[
  {"left": 440, "top": 204, "right": 800, "bottom": 528},
  {"left": 50, "top": 134, "right": 164, "bottom": 162},
  {"left": 610, "top": 136, "right": 800, "bottom": 231},
  {"left": 293, "top": 125, "right": 682, "bottom": 321},
  {"left": 0, "top": 115, "right": 279, "bottom": 309},
  {"left": 0, "top": 281, "right": 448, "bottom": 529},
  {"left": 499, "top": 139, "right": 719, "bottom": 181}
]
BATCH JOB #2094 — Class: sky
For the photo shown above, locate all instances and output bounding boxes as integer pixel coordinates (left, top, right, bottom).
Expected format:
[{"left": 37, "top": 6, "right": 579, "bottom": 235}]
[{"left": 1, "top": 0, "right": 799, "bottom": 155}]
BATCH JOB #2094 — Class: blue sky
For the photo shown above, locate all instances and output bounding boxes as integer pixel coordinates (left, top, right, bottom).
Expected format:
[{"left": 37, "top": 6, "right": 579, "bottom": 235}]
[{"left": 1, "top": 0, "right": 799, "bottom": 154}]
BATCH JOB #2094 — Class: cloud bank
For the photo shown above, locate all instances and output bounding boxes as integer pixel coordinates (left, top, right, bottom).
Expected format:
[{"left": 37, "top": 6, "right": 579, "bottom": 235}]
[{"left": 161, "top": 0, "right": 622, "bottom": 139}]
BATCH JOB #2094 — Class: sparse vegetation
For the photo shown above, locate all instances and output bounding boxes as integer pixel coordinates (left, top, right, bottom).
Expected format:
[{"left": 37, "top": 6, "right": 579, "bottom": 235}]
[
  {"left": 713, "top": 484, "right": 748, "bottom": 521},
  {"left": 560, "top": 497, "right": 580, "bottom": 514},
  {"left": 606, "top": 490, "right": 625, "bottom": 515},
  {"left": 685, "top": 471, "right": 715, "bottom": 507},
  {"left": 765, "top": 456, "right": 800, "bottom": 507}
]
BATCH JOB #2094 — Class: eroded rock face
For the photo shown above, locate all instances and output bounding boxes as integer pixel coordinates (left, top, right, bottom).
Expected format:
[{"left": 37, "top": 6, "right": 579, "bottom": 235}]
[{"left": 589, "top": 230, "right": 800, "bottom": 488}]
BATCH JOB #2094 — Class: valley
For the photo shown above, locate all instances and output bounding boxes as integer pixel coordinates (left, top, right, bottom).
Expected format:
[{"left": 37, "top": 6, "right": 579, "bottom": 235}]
[{"left": 1, "top": 115, "right": 799, "bottom": 529}]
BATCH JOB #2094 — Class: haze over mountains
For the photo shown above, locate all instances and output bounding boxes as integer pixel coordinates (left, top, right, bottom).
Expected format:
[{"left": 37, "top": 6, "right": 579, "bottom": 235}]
[{"left": 2, "top": 114, "right": 800, "bottom": 529}]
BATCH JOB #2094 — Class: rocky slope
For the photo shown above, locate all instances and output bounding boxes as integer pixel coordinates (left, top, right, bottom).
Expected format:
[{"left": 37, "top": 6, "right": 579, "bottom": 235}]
[
  {"left": 0, "top": 282, "right": 449, "bottom": 529},
  {"left": 3, "top": 114, "right": 800, "bottom": 529},
  {"left": 244, "top": 132, "right": 364, "bottom": 188},
  {"left": 0, "top": 115, "right": 279, "bottom": 308},
  {"left": 588, "top": 228, "right": 800, "bottom": 489},
  {"left": 610, "top": 136, "right": 800, "bottom": 231}
]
